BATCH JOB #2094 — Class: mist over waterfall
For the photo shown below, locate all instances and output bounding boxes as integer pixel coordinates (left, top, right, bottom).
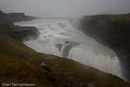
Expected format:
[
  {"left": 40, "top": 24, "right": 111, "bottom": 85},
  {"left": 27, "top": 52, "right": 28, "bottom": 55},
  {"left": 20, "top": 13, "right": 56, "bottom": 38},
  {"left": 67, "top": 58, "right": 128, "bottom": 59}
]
[{"left": 15, "top": 18, "right": 126, "bottom": 81}]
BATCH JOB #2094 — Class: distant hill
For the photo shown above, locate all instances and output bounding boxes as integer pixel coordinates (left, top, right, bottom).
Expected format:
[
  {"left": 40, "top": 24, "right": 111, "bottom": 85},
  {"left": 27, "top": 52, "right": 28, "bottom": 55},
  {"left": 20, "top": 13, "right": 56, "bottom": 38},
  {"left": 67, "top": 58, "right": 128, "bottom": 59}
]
[
  {"left": 7, "top": 13, "right": 37, "bottom": 22},
  {"left": 0, "top": 10, "right": 37, "bottom": 23}
]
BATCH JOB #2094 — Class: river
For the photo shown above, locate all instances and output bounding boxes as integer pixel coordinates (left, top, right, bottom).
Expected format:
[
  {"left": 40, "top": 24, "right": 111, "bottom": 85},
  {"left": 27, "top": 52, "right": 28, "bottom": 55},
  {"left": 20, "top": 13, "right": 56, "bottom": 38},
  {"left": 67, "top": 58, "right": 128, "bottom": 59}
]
[{"left": 14, "top": 18, "right": 126, "bottom": 81}]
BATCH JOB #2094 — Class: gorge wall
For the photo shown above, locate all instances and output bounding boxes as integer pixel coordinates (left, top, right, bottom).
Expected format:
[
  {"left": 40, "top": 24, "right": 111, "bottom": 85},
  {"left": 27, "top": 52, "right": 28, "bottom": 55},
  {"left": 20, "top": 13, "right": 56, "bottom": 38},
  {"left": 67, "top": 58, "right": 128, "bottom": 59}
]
[{"left": 81, "top": 14, "right": 130, "bottom": 82}]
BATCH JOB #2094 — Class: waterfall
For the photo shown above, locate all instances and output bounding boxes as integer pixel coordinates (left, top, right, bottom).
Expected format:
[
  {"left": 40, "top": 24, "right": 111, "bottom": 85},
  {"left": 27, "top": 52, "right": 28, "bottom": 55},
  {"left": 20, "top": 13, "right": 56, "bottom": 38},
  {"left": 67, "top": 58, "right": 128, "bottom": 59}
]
[
  {"left": 14, "top": 18, "right": 126, "bottom": 81},
  {"left": 53, "top": 40, "right": 125, "bottom": 80},
  {"left": 68, "top": 47, "right": 124, "bottom": 79}
]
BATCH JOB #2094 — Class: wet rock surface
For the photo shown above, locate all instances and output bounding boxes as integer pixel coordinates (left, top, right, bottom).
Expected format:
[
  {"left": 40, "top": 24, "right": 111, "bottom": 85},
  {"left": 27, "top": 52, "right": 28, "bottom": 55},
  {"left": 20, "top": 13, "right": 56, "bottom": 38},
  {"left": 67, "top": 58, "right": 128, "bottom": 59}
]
[
  {"left": 10, "top": 26, "right": 39, "bottom": 41},
  {"left": 62, "top": 41, "right": 79, "bottom": 57},
  {"left": 55, "top": 41, "right": 80, "bottom": 57}
]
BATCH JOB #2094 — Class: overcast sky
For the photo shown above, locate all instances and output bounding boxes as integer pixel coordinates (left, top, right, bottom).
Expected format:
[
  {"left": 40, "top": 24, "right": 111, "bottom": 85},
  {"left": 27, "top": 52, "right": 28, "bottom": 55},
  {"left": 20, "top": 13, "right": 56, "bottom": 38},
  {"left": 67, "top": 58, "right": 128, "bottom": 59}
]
[{"left": 0, "top": 0, "right": 130, "bottom": 17}]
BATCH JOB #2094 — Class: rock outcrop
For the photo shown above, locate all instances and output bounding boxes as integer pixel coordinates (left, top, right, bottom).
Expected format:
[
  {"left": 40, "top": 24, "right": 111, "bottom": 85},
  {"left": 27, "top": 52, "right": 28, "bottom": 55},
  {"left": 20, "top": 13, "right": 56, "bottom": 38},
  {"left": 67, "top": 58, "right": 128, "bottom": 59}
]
[
  {"left": 0, "top": 10, "right": 39, "bottom": 41},
  {"left": 7, "top": 13, "right": 37, "bottom": 22},
  {"left": 0, "top": 10, "right": 37, "bottom": 22}
]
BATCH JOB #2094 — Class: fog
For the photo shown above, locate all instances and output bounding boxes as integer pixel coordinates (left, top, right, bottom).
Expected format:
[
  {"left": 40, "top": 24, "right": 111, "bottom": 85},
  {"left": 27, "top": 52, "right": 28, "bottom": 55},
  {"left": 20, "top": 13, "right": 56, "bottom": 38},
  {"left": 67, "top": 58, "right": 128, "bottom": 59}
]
[{"left": 0, "top": 0, "right": 130, "bottom": 17}]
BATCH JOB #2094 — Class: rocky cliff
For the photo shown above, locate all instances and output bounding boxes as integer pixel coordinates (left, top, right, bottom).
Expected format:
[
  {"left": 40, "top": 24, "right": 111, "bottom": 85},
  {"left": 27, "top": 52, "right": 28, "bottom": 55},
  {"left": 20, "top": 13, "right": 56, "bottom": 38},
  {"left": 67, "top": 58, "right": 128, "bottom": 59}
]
[
  {"left": 0, "top": 10, "right": 39, "bottom": 40},
  {"left": 0, "top": 10, "right": 37, "bottom": 22},
  {"left": 81, "top": 14, "right": 130, "bottom": 82}
]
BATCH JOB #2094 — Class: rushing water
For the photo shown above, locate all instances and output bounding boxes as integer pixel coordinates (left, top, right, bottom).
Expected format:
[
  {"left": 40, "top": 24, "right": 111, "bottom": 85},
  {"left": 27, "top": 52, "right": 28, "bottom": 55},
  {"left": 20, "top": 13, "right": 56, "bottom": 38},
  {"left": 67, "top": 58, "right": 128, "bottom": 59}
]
[{"left": 15, "top": 18, "right": 126, "bottom": 80}]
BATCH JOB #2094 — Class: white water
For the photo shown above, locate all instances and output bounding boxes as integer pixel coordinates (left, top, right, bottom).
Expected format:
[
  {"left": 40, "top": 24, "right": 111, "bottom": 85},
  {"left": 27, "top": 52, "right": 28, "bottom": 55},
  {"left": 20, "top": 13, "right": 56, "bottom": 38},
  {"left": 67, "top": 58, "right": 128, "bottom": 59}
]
[{"left": 15, "top": 19, "right": 125, "bottom": 80}]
